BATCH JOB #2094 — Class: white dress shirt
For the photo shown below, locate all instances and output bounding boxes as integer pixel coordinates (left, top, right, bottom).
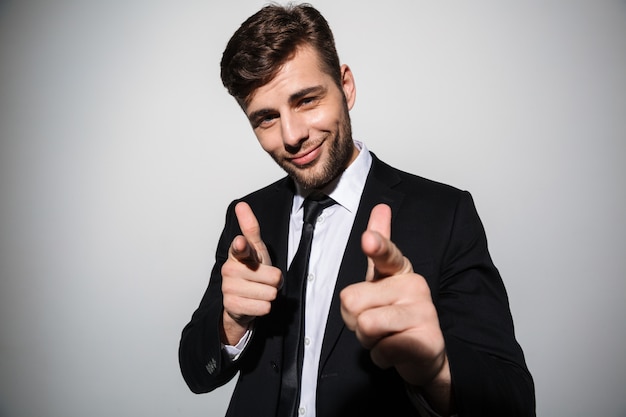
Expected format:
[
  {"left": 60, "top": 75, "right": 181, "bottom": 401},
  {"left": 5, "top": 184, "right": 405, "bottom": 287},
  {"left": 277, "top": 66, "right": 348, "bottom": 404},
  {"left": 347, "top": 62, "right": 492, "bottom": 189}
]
[
  {"left": 224, "top": 141, "right": 371, "bottom": 417},
  {"left": 223, "top": 142, "right": 444, "bottom": 417},
  {"left": 289, "top": 141, "right": 371, "bottom": 417}
]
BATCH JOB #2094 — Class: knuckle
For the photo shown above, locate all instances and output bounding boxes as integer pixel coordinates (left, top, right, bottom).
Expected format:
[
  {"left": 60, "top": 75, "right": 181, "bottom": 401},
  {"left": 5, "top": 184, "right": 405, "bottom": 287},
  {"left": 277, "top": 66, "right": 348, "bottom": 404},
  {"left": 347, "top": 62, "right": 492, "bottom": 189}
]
[
  {"left": 223, "top": 296, "right": 241, "bottom": 314},
  {"left": 357, "top": 310, "right": 384, "bottom": 336},
  {"left": 356, "top": 313, "right": 373, "bottom": 335},
  {"left": 255, "top": 283, "right": 277, "bottom": 302},
  {"left": 409, "top": 273, "right": 430, "bottom": 294},
  {"left": 221, "top": 277, "right": 237, "bottom": 294},
  {"left": 221, "top": 260, "right": 236, "bottom": 277},
  {"left": 339, "top": 287, "right": 358, "bottom": 312},
  {"left": 244, "top": 224, "right": 261, "bottom": 240},
  {"left": 267, "top": 268, "right": 282, "bottom": 287},
  {"left": 256, "top": 301, "right": 272, "bottom": 316},
  {"left": 266, "top": 286, "right": 278, "bottom": 301}
]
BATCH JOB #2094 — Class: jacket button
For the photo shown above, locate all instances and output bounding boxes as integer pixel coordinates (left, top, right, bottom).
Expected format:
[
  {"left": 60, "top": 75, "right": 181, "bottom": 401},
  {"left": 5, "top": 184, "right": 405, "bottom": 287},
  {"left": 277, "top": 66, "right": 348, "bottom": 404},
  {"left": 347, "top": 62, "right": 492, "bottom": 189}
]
[{"left": 270, "top": 361, "right": 279, "bottom": 373}]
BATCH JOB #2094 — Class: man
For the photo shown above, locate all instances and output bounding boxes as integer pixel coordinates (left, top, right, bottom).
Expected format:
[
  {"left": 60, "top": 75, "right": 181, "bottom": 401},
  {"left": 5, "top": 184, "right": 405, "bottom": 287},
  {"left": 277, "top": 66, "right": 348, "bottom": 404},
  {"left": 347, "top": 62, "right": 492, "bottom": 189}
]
[{"left": 179, "top": 4, "right": 535, "bottom": 417}]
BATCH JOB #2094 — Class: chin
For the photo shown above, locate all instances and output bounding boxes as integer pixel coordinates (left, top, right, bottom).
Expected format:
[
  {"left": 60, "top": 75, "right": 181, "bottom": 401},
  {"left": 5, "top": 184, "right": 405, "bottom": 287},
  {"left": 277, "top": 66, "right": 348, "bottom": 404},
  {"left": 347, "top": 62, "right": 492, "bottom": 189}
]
[
  {"left": 292, "top": 173, "right": 327, "bottom": 190},
  {"left": 297, "top": 166, "right": 340, "bottom": 190}
]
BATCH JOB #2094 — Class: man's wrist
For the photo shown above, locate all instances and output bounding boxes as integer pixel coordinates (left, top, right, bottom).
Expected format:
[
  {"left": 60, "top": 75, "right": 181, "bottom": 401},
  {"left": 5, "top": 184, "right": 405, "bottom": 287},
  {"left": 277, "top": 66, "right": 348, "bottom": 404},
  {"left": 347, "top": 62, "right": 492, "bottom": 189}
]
[
  {"left": 416, "top": 354, "right": 455, "bottom": 417},
  {"left": 221, "top": 327, "right": 253, "bottom": 361},
  {"left": 220, "top": 310, "right": 252, "bottom": 345}
]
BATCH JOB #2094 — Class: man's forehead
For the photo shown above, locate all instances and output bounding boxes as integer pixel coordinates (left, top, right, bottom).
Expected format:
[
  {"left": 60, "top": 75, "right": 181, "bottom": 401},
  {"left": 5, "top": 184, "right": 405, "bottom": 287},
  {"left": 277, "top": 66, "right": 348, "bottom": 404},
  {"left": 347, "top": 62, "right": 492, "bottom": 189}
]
[
  {"left": 245, "top": 48, "right": 330, "bottom": 110},
  {"left": 252, "top": 47, "right": 326, "bottom": 87}
]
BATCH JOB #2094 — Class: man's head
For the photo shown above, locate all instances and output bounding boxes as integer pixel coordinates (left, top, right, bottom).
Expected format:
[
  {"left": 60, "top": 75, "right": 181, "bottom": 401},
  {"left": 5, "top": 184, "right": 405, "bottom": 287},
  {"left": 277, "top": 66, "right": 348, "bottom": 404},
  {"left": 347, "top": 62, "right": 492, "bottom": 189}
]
[
  {"left": 221, "top": 3, "right": 342, "bottom": 106},
  {"left": 221, "top": 4, "right": 358, "bottom": 190}
]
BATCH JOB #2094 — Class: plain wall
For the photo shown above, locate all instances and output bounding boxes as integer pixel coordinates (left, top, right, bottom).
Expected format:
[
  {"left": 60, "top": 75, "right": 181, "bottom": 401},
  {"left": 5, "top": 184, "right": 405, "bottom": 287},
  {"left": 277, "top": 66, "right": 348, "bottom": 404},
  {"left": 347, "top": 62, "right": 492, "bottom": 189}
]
[{"left": 1, "top": 1, "right": 625, "bottom": 416}]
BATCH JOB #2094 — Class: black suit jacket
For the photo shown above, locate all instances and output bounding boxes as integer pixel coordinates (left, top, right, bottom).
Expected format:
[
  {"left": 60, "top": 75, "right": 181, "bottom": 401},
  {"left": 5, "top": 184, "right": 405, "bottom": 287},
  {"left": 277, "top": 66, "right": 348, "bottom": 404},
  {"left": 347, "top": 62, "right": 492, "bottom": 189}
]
[{"left": 179, "top": 155, "right": 535, "bottom": 416}]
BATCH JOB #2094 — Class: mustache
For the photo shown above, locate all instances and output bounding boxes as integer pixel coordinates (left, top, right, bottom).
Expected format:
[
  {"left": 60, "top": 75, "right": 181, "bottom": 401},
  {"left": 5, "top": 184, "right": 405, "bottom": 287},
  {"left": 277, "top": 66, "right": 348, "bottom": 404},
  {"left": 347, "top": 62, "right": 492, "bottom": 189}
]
[{"left": 284, "top": 135, "right": 328, "bottom": 155}]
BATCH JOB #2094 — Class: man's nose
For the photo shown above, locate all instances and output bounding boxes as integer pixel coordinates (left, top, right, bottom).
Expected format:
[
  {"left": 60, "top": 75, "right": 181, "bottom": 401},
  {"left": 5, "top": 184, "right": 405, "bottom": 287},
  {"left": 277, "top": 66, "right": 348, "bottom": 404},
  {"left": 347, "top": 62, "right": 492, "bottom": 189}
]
[{"left": 281, "top": 112, "right": 308, "bottom": 149}]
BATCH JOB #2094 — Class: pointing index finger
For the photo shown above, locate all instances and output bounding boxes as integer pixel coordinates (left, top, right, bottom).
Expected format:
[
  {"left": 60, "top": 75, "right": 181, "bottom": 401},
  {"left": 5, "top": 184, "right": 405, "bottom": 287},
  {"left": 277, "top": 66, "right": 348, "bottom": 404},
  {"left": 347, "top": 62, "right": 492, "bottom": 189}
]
[
  {"left": 233, "top": 202, "right": 271, "bottom": 266},
  {"left": 362, "top": 204, "right": 413, "bottom": 280},
  {"left": 367, "top": 204, "right": 392, "bottom": 239}
]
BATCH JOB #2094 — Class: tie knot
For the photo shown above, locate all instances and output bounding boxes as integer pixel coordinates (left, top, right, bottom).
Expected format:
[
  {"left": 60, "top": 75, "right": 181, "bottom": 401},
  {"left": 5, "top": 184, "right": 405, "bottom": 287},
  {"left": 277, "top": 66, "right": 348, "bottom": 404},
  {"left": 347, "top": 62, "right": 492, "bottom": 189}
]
[{"left": 302, "top": 195, "right": 335, "bottom": 226}]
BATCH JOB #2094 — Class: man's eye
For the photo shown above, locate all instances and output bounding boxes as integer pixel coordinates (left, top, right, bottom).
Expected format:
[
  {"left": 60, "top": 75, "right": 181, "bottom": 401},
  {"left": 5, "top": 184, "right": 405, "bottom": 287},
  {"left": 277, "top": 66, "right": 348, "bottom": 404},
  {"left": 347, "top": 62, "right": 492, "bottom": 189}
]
[
  {"left": 301, "top": 97, "right": 316, "bottom": 106},
  {"left": 256, "top": 114, "right": 278, "bottom": 127}
]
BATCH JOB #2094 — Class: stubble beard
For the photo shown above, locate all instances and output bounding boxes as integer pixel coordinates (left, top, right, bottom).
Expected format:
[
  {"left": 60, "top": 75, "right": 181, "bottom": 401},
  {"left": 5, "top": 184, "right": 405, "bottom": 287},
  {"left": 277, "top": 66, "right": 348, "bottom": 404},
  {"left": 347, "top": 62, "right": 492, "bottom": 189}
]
[{"left": 272, "top": 110, "right": 353, "bottom": 190}]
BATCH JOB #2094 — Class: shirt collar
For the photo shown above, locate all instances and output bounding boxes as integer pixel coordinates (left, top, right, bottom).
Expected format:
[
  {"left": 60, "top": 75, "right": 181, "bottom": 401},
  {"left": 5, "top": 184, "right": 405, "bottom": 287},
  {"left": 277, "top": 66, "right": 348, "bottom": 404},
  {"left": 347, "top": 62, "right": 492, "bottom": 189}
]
[{"left": 292, "top": 140, "right": 372, "bottom": 215}]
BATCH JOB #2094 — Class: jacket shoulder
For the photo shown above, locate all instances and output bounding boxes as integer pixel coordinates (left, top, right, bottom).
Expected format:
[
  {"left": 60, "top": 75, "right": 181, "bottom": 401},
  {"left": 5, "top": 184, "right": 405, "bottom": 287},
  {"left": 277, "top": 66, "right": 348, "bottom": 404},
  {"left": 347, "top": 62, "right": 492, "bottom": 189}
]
[
  {"left": 235, "top": 176, "right": 293, "bottom": 205},
  {"left": 371, "top": 155, "right": 468, "bottom": 205}
]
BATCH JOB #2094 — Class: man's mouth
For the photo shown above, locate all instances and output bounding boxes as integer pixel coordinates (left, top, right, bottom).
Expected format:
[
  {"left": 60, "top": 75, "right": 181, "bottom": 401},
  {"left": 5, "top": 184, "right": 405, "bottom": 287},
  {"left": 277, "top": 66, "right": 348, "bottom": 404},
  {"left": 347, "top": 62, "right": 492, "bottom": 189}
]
[{"left": 289, "top": 143, "right": 322, "bottom": 167}]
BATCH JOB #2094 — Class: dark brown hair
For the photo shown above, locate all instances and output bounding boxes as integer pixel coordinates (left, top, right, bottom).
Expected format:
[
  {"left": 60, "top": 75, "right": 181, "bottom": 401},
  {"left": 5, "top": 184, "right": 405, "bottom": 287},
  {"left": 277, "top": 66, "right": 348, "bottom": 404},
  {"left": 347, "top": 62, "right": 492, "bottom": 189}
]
[{"left": 220, "top": 3, "right": 341, "bottom": 105}]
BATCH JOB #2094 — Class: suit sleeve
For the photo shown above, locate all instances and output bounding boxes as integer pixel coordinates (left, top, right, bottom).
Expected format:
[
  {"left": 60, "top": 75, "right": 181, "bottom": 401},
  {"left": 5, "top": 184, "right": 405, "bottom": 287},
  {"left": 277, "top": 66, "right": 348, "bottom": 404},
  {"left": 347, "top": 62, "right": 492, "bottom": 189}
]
[
  {"left": 436, "top": 191, "right": 535, "bottom": 416},
  {"left": 178, "top": 201, "right": 242, "bottom": 393}
]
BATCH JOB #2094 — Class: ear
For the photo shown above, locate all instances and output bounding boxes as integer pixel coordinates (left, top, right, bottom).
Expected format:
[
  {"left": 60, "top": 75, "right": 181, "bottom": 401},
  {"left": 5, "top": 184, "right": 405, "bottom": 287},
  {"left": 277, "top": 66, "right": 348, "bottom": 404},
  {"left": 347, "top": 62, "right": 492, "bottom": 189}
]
[{"left": 340, "top": 64, "right": 356, "bottom": 110}]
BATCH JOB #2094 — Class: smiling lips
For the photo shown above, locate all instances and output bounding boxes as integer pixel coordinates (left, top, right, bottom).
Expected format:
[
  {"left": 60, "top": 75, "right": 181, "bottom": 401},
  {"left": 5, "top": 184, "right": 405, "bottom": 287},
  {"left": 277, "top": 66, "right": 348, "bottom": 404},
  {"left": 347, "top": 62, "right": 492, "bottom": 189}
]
[{"left": 290, "top": 143, "right": 322, "bottom": 167}]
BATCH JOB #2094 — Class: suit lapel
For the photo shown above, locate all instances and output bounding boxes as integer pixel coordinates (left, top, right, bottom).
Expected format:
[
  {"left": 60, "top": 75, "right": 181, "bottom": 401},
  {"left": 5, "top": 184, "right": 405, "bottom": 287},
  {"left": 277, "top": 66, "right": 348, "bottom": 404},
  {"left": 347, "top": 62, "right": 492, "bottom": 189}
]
[
  {"left": 252, "top": 178, "right": 294, "bottom": 274},
  {"left": 319, "top": 156, "right": 405, "bottom": 368}
]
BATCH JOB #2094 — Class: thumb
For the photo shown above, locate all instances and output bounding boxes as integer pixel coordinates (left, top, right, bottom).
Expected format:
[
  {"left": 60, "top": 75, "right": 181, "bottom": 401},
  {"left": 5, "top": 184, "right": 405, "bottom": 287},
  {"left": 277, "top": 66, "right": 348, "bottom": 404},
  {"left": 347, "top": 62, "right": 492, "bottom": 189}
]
[{"left": 232, "top": 202, "right": 272, "bottom": 266}]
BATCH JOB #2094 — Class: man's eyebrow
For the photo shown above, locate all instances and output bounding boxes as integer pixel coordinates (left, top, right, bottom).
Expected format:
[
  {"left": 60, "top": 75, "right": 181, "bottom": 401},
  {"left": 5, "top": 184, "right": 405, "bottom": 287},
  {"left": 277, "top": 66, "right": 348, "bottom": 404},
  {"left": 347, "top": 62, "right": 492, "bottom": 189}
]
[
  {"left": 247, "top": 85, "right": 327, "bottom": 124},
  {"left": 288, "top": 85, "right": 326, "bottom": 104},
  {"left": 247, "top": 108, "right": 274, "bottom": 125}
]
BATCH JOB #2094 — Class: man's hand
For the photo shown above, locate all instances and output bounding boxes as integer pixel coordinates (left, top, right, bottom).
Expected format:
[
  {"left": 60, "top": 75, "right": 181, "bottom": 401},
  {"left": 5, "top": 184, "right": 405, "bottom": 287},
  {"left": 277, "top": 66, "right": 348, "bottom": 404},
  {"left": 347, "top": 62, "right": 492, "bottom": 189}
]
[
  {"left": 220, "top": 202, "right": 283, "bottom": 345},
  {"left": 340, "top": 204, "right": 453, "bottom": 413}
]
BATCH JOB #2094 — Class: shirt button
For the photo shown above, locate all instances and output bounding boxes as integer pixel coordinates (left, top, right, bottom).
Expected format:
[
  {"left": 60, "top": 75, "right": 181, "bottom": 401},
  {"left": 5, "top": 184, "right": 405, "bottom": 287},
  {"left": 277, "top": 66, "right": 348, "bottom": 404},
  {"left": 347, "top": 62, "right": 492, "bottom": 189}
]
[
  {"left": 304, "top": 337, "right": 311, "bottom": 346},
  {"left": 299, "top": 406, "right": 306, "bottom": 415},
  {"left": 307, "top": 273, "right": 314, "bottom": 282},
  {"left": 317, "top": 215, "right": 325, "bottom": 224}
]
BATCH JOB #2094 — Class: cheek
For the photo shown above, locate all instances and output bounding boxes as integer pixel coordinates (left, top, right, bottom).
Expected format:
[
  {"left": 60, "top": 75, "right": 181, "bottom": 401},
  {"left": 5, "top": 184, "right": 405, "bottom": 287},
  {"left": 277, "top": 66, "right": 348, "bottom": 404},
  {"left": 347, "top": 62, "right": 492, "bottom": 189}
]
[
  {"left": 307, "top": 109, "right": 325, "bottom": 126},
  {"left": 307, "top": 108, "right": 338, "bottom": 133},
  {"left": 255, "top": 130, "right": 283, "bottom": 153}
]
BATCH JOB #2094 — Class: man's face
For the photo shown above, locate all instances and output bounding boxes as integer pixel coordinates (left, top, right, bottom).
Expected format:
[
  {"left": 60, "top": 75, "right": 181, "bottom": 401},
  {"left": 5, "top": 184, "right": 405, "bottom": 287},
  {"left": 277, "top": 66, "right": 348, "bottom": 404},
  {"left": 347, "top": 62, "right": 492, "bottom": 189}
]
[{"left": 244, "top": 45, "right": 358, "bottom": 190}]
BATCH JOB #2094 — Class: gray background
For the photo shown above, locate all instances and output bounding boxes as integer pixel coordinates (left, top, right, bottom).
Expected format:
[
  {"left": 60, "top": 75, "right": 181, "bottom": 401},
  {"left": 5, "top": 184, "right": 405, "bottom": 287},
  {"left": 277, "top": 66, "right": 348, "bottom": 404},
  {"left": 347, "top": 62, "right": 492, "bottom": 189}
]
[{"left": 1, "top": 1, "right": 625, "bottom": 416}]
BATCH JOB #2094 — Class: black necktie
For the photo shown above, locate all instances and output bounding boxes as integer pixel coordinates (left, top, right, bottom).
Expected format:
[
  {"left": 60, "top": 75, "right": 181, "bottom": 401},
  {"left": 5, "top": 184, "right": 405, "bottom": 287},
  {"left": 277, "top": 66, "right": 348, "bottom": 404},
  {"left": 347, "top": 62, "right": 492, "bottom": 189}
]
[{"left": 277, "top": 195, "right": 336, "bottom": 417}]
